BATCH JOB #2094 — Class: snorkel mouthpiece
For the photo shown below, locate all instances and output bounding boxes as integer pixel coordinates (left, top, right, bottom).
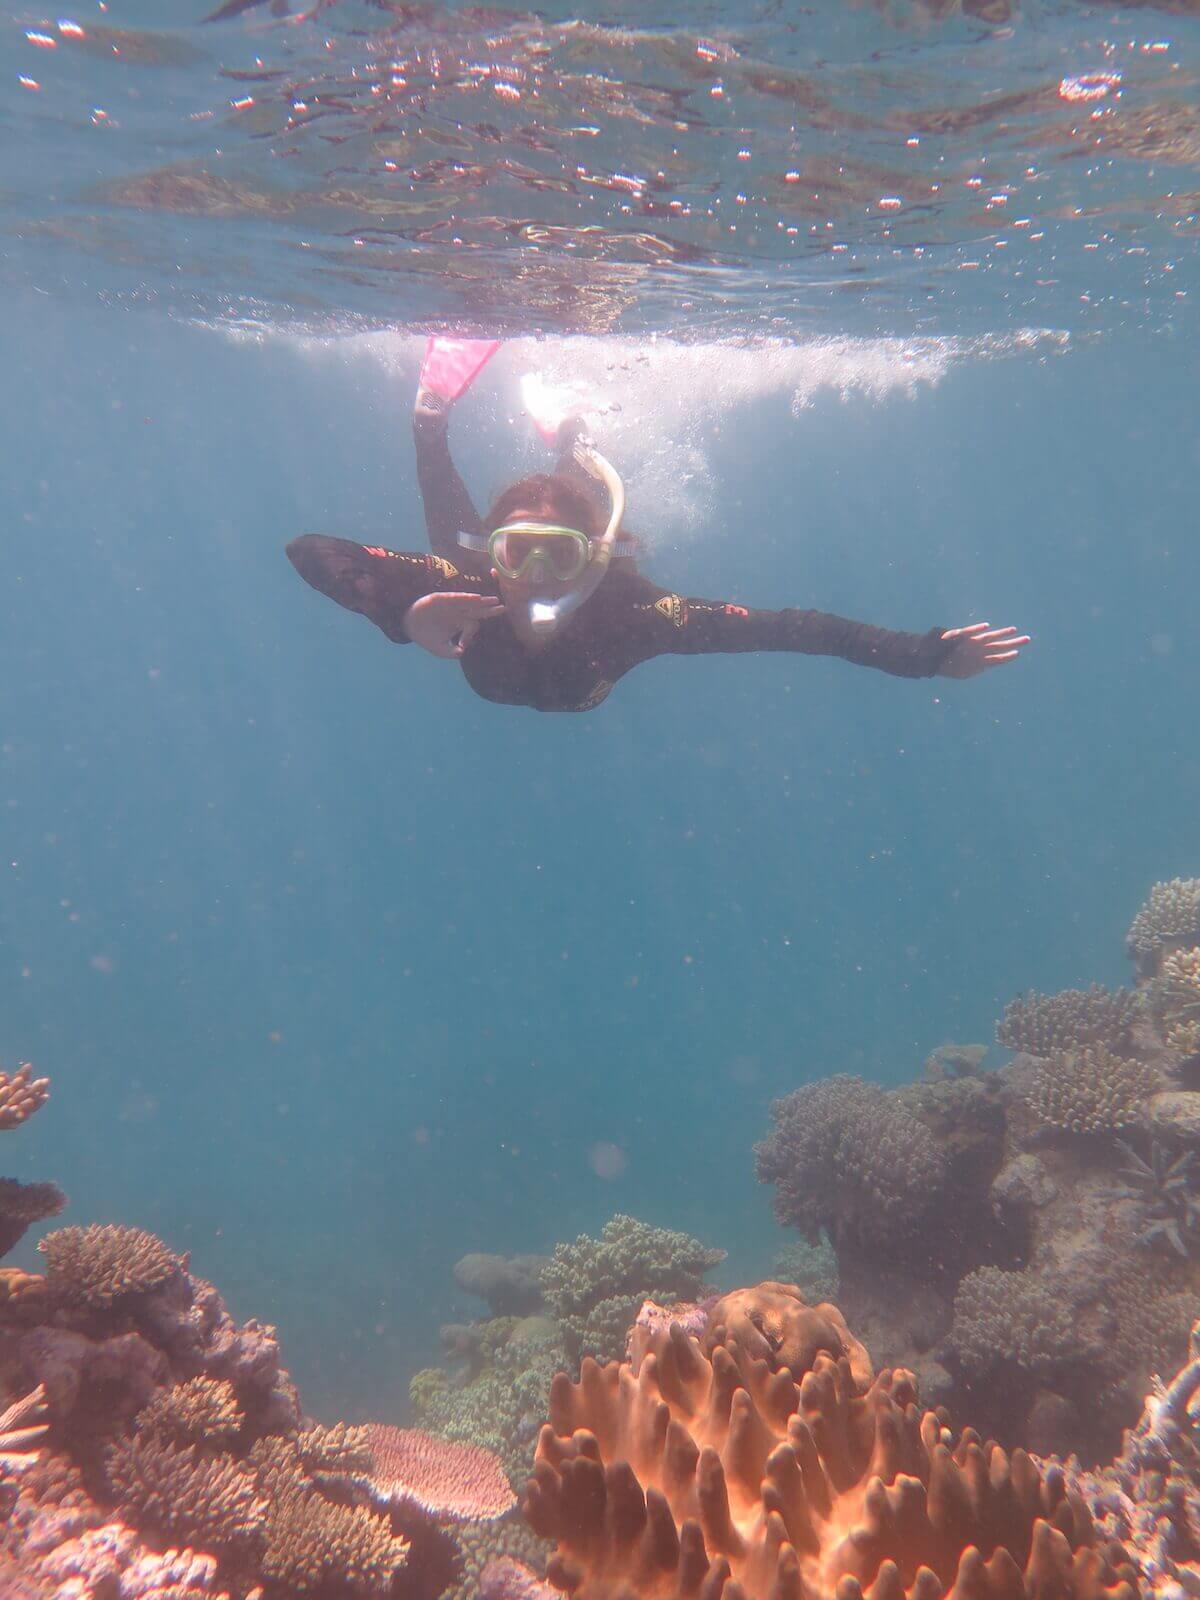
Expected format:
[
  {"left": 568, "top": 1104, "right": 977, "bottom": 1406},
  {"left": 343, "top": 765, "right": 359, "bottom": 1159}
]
[{"left": 521, "top": 438, "right": 625, "bottom": 637}]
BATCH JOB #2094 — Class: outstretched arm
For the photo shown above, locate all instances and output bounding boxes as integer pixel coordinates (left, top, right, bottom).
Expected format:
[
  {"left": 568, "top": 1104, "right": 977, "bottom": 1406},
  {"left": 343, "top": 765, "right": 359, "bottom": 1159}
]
[
  {"left": 286, "top": 534, "right": 493, "bottom": 644},
  {"left": 619, "top": 581, "right": 959, "bottom": 679}
]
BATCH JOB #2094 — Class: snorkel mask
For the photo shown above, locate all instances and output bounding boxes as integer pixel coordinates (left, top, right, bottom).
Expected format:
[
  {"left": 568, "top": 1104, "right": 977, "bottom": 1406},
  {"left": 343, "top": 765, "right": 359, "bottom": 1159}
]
[{"left": 459, "top": 436, "right": 628, "bottom": 638}]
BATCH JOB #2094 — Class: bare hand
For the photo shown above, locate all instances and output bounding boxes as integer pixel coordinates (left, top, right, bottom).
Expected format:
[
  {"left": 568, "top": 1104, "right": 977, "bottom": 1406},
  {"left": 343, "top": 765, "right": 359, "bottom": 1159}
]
[
  {"left": 403, "top": 592, "right": 505, "bottom": 659},
  {"left": 938, "top": 623, "right": 1030, "bottom": 679}
]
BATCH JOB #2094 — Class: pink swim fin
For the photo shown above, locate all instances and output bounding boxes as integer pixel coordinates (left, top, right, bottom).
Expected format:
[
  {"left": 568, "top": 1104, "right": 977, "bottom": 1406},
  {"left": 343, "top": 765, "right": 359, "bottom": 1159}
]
[{"left": 418, "top": 337, "right": 500, "bottom": 404}]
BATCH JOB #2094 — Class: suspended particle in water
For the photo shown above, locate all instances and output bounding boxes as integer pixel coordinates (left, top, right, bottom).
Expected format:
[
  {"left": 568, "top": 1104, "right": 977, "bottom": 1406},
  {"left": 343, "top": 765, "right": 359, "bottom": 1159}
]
[{"left": 589, "top": 1141, "right": 627, "bottom": 1180}]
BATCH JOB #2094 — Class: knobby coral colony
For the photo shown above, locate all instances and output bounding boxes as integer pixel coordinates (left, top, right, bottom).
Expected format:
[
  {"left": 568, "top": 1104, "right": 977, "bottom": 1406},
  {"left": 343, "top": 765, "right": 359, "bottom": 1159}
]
[
  {"left": 0, "top": 1065, "right": 515, "bottom": 1600},
  {"left": 521, "top": 1282, "right": 1164, "bottom": 1600},
  {"left": 752, "top": 877, "right": 1200, "bottom": 1464}
]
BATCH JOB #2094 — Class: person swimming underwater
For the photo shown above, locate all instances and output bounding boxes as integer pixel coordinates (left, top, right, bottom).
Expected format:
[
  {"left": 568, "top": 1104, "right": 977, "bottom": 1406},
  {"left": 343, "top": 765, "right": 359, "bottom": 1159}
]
[{"left": 286, "top": 339, "right": 1029, "bottom": 714}]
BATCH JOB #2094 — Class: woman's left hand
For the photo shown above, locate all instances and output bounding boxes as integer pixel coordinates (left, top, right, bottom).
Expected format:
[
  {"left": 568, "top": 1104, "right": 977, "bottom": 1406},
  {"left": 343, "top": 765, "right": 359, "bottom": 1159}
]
[{"left": 938, "top": 623, "right": 1031, "bottom": 679}]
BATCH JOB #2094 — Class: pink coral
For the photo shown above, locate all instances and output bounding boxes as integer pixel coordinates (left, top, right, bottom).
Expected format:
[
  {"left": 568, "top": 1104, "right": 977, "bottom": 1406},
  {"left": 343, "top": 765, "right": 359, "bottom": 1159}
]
[
  {"left": 363, "top": 1424, "right": 515, "bottom": 1522},
  {"left": 627, "top": 1294, "right": 716, "bottom": 1351}
]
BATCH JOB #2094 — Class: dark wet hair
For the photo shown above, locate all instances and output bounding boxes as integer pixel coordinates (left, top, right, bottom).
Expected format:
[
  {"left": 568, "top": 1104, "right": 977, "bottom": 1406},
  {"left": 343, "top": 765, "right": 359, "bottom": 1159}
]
[{"left": 485, "top": 472, "right": 639, "bottom": 565}]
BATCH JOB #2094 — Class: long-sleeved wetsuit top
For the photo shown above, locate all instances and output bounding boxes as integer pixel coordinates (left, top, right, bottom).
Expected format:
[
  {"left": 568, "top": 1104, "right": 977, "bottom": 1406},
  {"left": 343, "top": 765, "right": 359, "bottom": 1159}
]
[{"left": 286, "top": 534, "right": 954, "bottom": 713}]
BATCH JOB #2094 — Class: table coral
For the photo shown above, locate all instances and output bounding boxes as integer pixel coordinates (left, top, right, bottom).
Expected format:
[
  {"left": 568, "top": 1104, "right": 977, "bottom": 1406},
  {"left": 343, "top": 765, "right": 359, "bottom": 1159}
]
[
  {"left": 542, "top": 1215, "right": 726, "bottom": 1365},
  {"left": 363, "top": 1425, "right": 517, "bottom": 1523},
  {"left": 0, "top": 1179, "right": 66, "bottom": 1262},
  {"left": 524, "top": 1289, "right": 1138, "bottom": 1600}
]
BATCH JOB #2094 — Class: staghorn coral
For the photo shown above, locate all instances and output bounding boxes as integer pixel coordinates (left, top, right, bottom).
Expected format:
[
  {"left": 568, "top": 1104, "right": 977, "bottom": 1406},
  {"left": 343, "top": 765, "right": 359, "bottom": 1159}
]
[
  {"left": 1128, "top": 880, "right": 1200, "bottom": 978},
  {"left": 524, "top": 1290, "right": 1138, "bottom": 1600},
  {"left": 250, "top": 1433, "right": 409, "bottom": 1596},
  {"left": 105, "top": 1430, "right": 266, "bottom": 1559},
  {"left": 950, "top": 1266, "right": 1084, "bottom": 1379},
  {"left": 40, "top": 1224, "right": 182, "bottom": 1308},
  {"left": 1165, "top": 1019, "right": 1200, "bottom": 1062},
  {"left": 997, "top": 986, "right": 1137, "bottom": 1059},
  {"left": 0, "top": 1178, "right": 66, "bottom": 1261},
  {"left": 133, "top": 1378, "right": 243, "bottom": 1450},
  {"left": 0, "top": 1064, "right": 50, "bottom": 1131},
  {"left": 542, "top": 1215, "right": 725, "bottom": 1365},
  {"left": 365, "top": 1423, "right": 516, "bottom": 1521},
  {"left": 1022, "top": 1045, "right": 1160, "bottom": 1136},
  {"left": 755, "top": 1075, "right": 948, "bottom": 1255}
]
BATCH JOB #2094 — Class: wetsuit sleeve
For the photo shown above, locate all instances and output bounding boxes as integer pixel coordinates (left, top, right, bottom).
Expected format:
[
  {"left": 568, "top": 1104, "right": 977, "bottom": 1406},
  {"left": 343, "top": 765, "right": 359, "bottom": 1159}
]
[
  {"left": 412, "top": 398, "right": 484, "bottom": 564},
  {"left": 623, "top": 581, "right": 952, "bottom": 678},
  {"left": 286, "top": 534, "right": 488, "bottom": 643}
]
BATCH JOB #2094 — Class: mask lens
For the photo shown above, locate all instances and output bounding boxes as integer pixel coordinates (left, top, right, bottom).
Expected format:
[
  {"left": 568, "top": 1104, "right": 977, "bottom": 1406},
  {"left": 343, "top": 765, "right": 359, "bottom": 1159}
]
[{"left": 492, "top": 526, "right": 588, "bottom": 581}]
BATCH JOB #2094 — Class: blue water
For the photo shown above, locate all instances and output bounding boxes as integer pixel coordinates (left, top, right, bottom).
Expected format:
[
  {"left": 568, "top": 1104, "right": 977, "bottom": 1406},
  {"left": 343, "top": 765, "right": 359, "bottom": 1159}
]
[{"left": 2, "top": 286, "right": 1196, "bottom": 1419}]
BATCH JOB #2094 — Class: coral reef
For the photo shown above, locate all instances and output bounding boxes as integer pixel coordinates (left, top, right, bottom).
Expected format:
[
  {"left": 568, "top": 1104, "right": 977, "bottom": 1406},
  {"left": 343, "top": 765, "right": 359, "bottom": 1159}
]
[
  {"left": 1127, "top": 879, "right": 1200, "bottom": 978},
  {"left": 1055, "top": 1321, "right": 1200, "bottom": 1600},
  {"left": 0, "top": 1063, "right": 50, "bottom": 1131},
  {"left": 541, "top": 1215, "right": 726, "bottom": 1365},
  {"left": 449, "top": 1518, "right": 551, "bottom": 1600},
  {"left": 524, "top": 1287, "right": 1139, "bottom": 1600},
  {"left": 40, "top": 1223, "right": 184, "bottom": 1308},
  {"left": 1021, "top": 1046, "right": 1161, "bottom": 1136},
  {"left": 997, "top": 988, "right": 1137, "bottom": 1058},
  {"left": 753, "top": 876, "right": 1200, "bottom": 1463}
]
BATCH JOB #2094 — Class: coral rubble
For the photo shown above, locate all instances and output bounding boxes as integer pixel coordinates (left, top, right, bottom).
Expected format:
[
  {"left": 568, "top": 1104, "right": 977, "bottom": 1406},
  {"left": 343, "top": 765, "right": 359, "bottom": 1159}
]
[{"left": 524, "top": 1283, "right": 1139, "bottom": 1600}]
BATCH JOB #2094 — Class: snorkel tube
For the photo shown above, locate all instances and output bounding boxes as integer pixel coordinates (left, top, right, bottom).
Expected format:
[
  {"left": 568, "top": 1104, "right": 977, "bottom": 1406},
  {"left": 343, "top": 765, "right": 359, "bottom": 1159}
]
[{"left": 525, "top": 436, "right": 625, "bottom": 637}]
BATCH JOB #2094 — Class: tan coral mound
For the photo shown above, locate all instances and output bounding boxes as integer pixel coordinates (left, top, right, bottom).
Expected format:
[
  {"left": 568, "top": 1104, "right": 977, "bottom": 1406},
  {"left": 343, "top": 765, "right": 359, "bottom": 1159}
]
[
  {"left": 703, "top": 1284, "right": 872, "bottom": 1389},
  {"left": 524, "top": 1287, "right": 1137, "bottom": 1600}
]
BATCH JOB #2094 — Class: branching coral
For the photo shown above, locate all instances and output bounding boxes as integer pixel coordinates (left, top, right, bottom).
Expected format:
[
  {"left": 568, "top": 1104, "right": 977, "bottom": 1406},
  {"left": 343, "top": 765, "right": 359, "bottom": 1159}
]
[
  {"left": 950, "top": 1267, "right": 1084, "bottom": 1379},
  {"left": 1112, "top": 1141, "right": 1200, "bottom": 1257},
  {"left": 1128, "top": 880, "right": 1200, "bottom": 978},
  {"left": 1022, "top": 1045, "right": 1160, "bottom": 1135},
  {"left": 1145, "top": 949, "right": 1200, "bottom": 1040},
  {"left": 0, "top": 1063, "right": 50, "bottom": 1131},
  {"left": 997, "top": 986, "right": 1137, "bottom": 1058},
  {"left": 251, "top": 1434, "right": 409, "bottom": 1597},
  {"left": 39, "top": 1224, "right": 182, "bottom": 1308},
  {"left": 297, "top": 1419, "right": 373, "bottom": 1479},
  {"left": 772, "top": 1237, "right": 840, "bottom": 1305},
  {"left": 105, "top": 1431, "right": 266, "bottom": 1560},
  {"left": 541, "top": 1215, "right": 726, "bottom": 1365},
  {"left": 132, "top": 1379, "right": 243, "bottom": 1451},
  {"left": 755, "top": 1075, "right": 948, "bottom": 1254},
  {"left": 525, "top": 1288, "right": 1137, "bottom": 1600}
]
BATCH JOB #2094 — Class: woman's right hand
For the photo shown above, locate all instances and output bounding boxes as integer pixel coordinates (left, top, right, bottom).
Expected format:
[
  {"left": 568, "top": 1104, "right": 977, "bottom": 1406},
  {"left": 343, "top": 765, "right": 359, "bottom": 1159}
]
[{"left": 403, "top": 592, "right": 505, "bottom": 659}]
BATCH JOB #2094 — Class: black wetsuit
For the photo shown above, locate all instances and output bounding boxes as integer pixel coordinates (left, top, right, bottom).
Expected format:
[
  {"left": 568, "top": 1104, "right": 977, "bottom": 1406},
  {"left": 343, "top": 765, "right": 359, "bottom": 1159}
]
[{"left": 286, "top": 409, "right": 954, "bottom": 714}]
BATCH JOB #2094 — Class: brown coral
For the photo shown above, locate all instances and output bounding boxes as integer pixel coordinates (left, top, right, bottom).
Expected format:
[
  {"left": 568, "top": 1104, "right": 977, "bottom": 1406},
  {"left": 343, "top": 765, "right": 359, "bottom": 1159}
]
[
  {"left": 0, "top": 1178, "right": 66, "bottom": 1259},
  {"left": 702, "top": 1283, "right": 872, "bottom": 1389},
  {"left": 1145, "top": 948, "right": 1200, "bottom": 1039},
  {"left": 996, "top": 987, "right": 1136, "bottom": 1059},
  {"left": 1127, "top": 879, "right": 1200, "bottom": 977},
  {"left": 525, "top": 1297, "right": 1137, "bottom": 1600},
  {"left": 0, "top": 1063, "right": 50, "bottom": 1130},
  {"left": 365, "top": 1423, "right": 517, "bottom": 1522},
  {"left": 949, "top": 1268, "right": 1083, "bottom": 1379},
  {"left": 251, "top": 1434, "right": 409, "bottom": 1595},
  {"left": 39, "top": 1224, "right": 182, "bottom": 1307},
  {"left": 297, "top": 1418, "right": 373, "bottom": 1478},
  {"left": 106, "top": 1429, "right": 266, "bottom": 1558},
  {"left": 1022, "top": 1045, "right": 1159, "bottom": 1135},
  {"left": 134, "top": 1377, "right": 243, "bottom": 1449}
]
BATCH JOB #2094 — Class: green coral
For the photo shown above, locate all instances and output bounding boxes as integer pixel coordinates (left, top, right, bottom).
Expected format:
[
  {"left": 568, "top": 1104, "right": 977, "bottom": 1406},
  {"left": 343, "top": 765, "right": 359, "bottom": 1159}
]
[
  {"left": 950, "top": 1267, "right": 1083, "bottom": 1378},
  {"left": 541, "top": 1214, "right": 726, "bottom": 1364},
  {"left": 772, "top": 1235, "right": 839, "bottom": 1304}
]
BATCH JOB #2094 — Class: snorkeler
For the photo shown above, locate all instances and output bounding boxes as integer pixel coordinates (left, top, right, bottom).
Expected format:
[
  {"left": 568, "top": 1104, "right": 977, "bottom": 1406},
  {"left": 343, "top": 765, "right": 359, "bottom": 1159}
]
[{"left": 286, "top": 339, "right": 1029, "bottom": 714}]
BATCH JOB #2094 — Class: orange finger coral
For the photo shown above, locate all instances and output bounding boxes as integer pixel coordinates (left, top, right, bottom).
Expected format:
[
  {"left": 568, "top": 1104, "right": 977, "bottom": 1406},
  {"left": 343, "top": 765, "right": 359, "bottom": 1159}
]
[
  {"left": 524, "top": 1286, "right": 1138, "bottom": 1600},
  {"left": 0, "top": 1063, "right": 49, "bottom": 1131}
]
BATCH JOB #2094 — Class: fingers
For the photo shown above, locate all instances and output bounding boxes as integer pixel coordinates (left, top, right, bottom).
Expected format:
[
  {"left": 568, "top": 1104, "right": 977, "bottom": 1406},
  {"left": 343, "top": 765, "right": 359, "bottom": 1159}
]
[{"left": 942, "top": 623, "right": 991, "bottom": 641}]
